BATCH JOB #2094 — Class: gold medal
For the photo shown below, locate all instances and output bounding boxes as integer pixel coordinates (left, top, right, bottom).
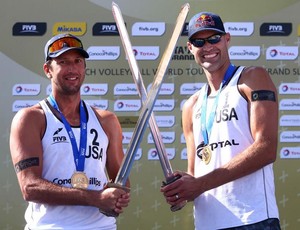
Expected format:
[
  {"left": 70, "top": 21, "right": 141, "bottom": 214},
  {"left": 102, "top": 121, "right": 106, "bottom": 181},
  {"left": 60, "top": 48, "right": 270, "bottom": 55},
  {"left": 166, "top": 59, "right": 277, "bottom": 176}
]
[
  {"left": 202, "top": 146, "right": 212, "bottom": 165},
  {"left": 71, "top": 172, "right": 89, "bottom": 189}
]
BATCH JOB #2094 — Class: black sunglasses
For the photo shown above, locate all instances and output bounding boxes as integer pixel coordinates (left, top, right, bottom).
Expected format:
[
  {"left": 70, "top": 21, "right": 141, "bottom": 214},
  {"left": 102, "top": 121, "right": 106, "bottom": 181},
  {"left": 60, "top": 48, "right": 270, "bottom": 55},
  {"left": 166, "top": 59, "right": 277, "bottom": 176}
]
[{"left": 189, "top": 33, "right": 224, "bottom": 48}]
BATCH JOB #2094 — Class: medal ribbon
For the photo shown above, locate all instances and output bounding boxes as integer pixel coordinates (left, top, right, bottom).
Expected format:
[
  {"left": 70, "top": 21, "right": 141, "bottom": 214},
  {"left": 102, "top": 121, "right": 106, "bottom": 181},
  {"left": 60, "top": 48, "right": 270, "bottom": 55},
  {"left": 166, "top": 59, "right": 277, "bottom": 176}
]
[
  {"left": 201, "top": 64, "right": 236, "bottom": 145},
  {"left": 48, "top": 94, "right": 87, "bottom": 172}
]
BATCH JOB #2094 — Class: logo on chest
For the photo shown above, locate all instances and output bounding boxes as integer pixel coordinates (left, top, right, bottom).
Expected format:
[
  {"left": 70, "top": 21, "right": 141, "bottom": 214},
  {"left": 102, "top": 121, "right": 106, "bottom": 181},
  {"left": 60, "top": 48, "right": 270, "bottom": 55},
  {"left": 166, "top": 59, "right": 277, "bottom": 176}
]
[
  {"left": 51, "top": 127, "right": 105, "bottom": 161},
  {"left": 52, "top": 128, "right": 68, "bottom": 143},
  {"left": 215, "top": 107, "right": 238, "bottom": 123},
  {"left": 196, "top": 139, "right": 239, "bottom": 160}
]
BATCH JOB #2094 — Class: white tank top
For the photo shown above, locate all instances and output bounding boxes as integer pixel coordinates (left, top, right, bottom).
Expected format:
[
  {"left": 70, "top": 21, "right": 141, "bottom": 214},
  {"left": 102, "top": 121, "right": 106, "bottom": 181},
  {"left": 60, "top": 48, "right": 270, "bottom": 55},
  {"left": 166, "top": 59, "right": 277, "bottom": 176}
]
[
  {"left": 192, "top": 66, "right": 279, "bottom": 229},
  {"left": 25, "top": 100, "right": 116, "bottom": 230}
]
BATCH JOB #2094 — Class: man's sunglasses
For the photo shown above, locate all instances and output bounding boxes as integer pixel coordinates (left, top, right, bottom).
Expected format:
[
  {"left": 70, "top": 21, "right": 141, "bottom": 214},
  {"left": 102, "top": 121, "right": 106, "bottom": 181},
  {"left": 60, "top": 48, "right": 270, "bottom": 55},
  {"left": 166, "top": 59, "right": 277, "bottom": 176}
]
[
  {"left": 189, "top": 33, "right": 224, "bottom": 48},
  {"left": 48, "top": 37, "right": 83, "bottom": 54}
]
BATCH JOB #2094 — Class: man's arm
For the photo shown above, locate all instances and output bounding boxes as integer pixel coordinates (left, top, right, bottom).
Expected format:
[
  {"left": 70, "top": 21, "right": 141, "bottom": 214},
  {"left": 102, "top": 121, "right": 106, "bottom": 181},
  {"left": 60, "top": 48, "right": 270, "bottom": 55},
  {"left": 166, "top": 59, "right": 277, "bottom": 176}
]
[
  {"left": 188, "top": 67, "right": 278, "bottom": 194},
  {"left": 161, "top": 66, "right": 278, "bottom": 204},
  {"left": 198, "top": 66, "right": 278, "bottom": 192},
  {"left": 10, "top": 105, "right": 128, "bottom": 213}
]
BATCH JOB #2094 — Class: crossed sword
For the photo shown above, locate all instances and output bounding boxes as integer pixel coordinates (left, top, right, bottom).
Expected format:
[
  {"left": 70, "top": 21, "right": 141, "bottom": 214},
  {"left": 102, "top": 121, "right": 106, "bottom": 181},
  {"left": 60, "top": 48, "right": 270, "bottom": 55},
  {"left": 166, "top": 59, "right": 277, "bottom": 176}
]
[{"left": 100, "top": 2, "right": 190, "bottom": 217}]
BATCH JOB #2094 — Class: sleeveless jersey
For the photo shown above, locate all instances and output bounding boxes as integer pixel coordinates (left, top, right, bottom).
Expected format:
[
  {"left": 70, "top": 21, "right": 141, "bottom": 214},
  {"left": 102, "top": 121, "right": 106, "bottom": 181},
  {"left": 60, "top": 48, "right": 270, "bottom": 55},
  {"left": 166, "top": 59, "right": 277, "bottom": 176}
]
[
  {"left": 192, "top": 66, "right": 279, "bottom": 229},
  {"left": 25, "top": 100, "right": 116, "bottom": 230}
]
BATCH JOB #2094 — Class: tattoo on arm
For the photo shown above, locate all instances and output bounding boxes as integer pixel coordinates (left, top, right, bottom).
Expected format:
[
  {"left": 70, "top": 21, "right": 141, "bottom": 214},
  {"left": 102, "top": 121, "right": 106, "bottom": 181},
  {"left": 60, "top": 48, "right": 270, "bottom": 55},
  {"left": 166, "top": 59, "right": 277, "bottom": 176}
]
[
  {"left": 14, "top": 157, "right": 39, "bottom": 173},
  {"left": 251, "top": 90, "right": 276, "bottom": 102}
]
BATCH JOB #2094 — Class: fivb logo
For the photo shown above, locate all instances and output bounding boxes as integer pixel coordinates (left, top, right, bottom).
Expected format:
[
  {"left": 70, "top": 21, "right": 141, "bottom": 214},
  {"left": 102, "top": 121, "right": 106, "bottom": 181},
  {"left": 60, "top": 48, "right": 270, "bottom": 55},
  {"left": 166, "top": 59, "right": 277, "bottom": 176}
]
[
  {"left": 260, "top": 23, "right": 292, "bottom": 36},
  {"left": 23, "top": 25, "right": 36, "bottom": 31},
  {"left": 93, "top": 23, "right": 119, "bottom": 36},
  {"left": 102, "top": 24, "right": 117, "bottom": 31},
  {"left": 13, "top": 22, "right": 46, "bottom": 36},
  {"left": 269, "top": 25, "right": 283, "bottom": 31},
  {"left": 52, "top": 128, "right": 67, "bottom": 144}
]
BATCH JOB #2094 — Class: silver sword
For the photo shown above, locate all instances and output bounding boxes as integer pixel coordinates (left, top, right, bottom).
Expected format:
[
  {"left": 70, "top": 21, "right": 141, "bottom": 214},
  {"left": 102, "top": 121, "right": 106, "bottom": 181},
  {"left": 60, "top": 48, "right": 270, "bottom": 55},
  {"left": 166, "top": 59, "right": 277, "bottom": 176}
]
[
  {"left": 100, "top": 2, "right": 189, "bottom": 217},
  {"left": 112, "top": 1, "right": 189, "bottom": 212}
]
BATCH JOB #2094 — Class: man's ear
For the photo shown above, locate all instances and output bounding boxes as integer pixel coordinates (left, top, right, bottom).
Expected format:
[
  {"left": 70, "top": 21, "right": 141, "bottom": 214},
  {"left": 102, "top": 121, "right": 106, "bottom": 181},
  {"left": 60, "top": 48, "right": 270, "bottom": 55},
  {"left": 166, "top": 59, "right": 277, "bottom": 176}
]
[
  {"left": 43, "top": 63, "right": 52, "bottom": 79},
  {"left": 187, "top": 41, "right": 194, "bottom": 54},
  {"left": 225, "top": 33, "right": 231, "bottom": 44}
]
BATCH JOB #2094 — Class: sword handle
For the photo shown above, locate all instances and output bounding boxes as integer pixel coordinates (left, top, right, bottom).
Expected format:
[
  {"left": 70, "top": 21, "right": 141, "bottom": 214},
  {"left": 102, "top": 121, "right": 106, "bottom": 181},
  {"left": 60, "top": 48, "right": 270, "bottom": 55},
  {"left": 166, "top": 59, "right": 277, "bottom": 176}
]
[
  {"left": 99, "top": 182, "right": 130, "bottom": 217},
  {"left": 161, "top": 174, "right": 187, "bottom": 212},
  {"left": 170, "top": 199, "right": 187, "bottom": 212}
]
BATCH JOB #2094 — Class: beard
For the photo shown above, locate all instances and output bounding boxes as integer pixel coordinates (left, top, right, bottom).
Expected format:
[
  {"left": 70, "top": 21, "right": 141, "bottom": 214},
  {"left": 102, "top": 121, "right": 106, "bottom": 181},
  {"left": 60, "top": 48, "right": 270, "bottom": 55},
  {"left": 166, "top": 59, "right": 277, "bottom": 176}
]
[
  {"left": 60, "top": 84, "right": 81, "bottom": 95},
  {"left": 53, "top": 77, "right": 83, "bottom": 96}
]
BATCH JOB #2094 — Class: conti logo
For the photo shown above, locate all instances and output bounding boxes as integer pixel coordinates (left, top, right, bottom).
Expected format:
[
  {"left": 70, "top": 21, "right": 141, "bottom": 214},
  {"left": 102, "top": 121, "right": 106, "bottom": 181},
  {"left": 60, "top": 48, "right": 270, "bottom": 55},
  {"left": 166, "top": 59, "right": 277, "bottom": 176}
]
[{"left": 52, "top": 22, "right": 86, "bottom": 36}]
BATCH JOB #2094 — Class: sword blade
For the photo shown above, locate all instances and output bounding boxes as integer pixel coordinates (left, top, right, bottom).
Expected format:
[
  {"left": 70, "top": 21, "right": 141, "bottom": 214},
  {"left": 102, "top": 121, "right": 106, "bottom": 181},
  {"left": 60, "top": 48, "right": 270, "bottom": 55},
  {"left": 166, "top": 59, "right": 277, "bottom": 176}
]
[
  {"left": 112, "top": 2, "right": 173, "bottom": 181},
  {"left": 112, "top": 2, "right": 189, "bottom": 186}
]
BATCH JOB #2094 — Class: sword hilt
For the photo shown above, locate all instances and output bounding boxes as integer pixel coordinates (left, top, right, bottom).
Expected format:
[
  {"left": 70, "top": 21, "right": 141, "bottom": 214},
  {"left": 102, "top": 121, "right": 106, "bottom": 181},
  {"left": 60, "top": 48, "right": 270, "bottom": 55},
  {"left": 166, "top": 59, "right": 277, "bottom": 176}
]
[
  {"left": 99, "top": 182, "right": 130, "bottom": 217},
  {"left": 161, "top": 174, "right": 187, "bottom": 212}
]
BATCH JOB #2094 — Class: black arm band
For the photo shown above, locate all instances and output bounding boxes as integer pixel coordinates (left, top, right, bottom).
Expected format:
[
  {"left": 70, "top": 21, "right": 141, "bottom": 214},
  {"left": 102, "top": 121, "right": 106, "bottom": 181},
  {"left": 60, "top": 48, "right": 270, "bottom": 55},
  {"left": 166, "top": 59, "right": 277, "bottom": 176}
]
[
  {"left": 251, "top": 90, "right": 276, "bottom": 102},
  {"left": 14, "top": 157, "right": 39, "bottom": 173}
]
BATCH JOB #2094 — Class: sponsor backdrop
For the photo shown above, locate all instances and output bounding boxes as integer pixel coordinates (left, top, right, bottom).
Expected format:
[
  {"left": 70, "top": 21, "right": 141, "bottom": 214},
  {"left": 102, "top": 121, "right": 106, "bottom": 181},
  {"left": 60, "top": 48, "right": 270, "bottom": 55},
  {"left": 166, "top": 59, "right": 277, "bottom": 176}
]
[{"left": 0, "top": 0, "right": 299, "bottom": 229}]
